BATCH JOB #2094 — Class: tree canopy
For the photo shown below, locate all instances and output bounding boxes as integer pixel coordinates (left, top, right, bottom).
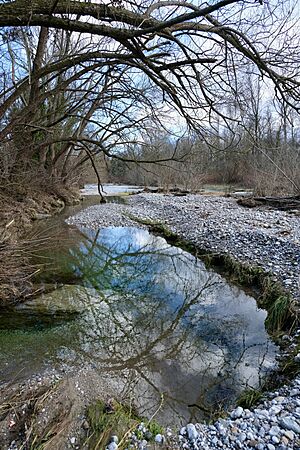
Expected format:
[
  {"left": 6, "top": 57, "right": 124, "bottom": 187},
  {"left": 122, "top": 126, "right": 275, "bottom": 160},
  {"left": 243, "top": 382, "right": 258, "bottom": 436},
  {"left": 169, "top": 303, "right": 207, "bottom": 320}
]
[{"left": 0, "top": 0, "right": 299, "bottom": 187}]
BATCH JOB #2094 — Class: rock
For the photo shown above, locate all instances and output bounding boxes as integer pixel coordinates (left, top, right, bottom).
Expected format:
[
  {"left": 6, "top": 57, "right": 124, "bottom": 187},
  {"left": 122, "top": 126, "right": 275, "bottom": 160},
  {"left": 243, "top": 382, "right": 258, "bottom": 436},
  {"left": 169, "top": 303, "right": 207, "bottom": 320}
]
[
  {"left": 281, "top": 436, "right": 289, "bottom": 445},
  {"left": 294, "top": 353, "right": 300, "bottom": 362},
  {"left": 279, "top": 417, "right": 300, "bottom": 434},
  {"left": 0, "top": 285, "right": 96, "bottom": 329},
  {"left": 230, "top": 406, "right": 244, "bottom": 419},
  {"left": 269, "top": 405, "right": 281, "bottom": 415},
  {"left": 283, "top": 430, "right": 294, "bottom": 440},
  {"left": 269, "top": 425, "right": 280, "bottom": 436},
  {"left": 107, "top": 443, "right": 118, "bottom": 450},
  {"left": 186, "top": 423, "right": 199, "bottom": 440},
  {"left": 238, "top": 432, "right": 246, "bottom": 442},
  {"left": 154, "top": 433, "right": 164, "bottom": 444},
  {"left": 82, "top": 420, "right": 89, "bottom": 430},
  {"left": 290, "top": 388, "right": 299, "bottom": 396},
  {"left": 144, "top": 431, "right": 152, "bottom": 440},
  {"left": 256, "top": 444, "right": 264, "bottom": 450}
]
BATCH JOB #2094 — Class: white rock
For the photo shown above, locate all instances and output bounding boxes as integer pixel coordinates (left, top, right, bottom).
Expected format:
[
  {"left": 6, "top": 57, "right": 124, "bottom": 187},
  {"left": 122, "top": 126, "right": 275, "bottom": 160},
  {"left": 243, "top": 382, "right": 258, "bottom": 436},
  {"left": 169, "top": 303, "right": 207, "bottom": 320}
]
[
  {"left": 270, "top": 405, "right": 281, "bottom": 415},
  {"left": 284, "top": 430, "right": 295, "bottom": 440},
  {"left": 294, "top": 353, "right": 300, "bottom": 362},
  {"left": 186, "top": 423, "right": 199, "bottom": 441},
  {"left": 269, "top": 425, "right": 281, "bottom": 436},
  {"left": 279, "top": 417, "right": 300, "bottom": 434},
  {"left": 154, "top": 434, "right": 164, "bottom": 444},
  {"left": 107, "top": 443, "right": 118, "bottom": 450},
  {"left": 230, "top": 406, "right": 244, "bottom": 419}
]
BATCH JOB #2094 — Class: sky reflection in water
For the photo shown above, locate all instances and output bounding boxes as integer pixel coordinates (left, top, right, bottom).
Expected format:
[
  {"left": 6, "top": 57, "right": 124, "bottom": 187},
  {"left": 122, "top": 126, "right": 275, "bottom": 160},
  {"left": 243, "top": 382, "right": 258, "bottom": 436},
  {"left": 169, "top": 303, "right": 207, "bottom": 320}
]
[{"left": 0, "top": 226, "right": 277, "bottom": 425}]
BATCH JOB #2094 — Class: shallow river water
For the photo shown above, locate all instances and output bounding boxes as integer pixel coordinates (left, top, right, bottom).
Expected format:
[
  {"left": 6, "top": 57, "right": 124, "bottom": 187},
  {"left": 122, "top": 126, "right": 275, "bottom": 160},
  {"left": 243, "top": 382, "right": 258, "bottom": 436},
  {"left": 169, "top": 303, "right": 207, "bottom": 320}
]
[{"left": 0, "top": 196, "right": 277, "bottom": 426}]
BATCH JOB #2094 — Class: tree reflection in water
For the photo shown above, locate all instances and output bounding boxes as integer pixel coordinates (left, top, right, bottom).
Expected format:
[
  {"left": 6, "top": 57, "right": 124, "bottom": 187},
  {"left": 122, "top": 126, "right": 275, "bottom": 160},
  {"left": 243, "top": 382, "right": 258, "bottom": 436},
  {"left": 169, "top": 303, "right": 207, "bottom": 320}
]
[{"left": 55, "top": 226, "right": 277, "bottom": 426}]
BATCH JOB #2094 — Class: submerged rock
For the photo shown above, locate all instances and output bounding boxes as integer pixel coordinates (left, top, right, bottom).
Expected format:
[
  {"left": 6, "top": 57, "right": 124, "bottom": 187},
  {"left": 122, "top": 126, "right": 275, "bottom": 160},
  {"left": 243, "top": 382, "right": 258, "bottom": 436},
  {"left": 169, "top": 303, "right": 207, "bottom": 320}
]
[{"left": 0, "top": 285, "right": 97, "bottom": 329}]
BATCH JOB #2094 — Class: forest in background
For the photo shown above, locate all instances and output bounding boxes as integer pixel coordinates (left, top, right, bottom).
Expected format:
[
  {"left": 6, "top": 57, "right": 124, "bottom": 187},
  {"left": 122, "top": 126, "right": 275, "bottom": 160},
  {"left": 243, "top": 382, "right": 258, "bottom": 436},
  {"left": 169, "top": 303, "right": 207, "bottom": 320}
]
[
  {"left": 1, "top": 0, "right": 300, "bottom": 210},
  {"left": 108, "top": 90, "right": 300, "bottom": 195}
]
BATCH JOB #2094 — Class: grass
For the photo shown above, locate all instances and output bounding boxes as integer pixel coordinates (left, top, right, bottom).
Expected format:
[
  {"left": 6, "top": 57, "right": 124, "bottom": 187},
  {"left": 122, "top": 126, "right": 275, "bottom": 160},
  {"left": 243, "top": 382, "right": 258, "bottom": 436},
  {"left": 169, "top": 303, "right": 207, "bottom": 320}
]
[
  {"left": 85, "top": 399, "right": 135, "bottom": 449},
  {"left": 265, "top": 295, "right": 292, "bottom": 333},
  {"left": 237, "top": 388, "right": 263, "bottom": 409},
  {"left": 84, "top": 398, "right": 164, "bottom": 450}
]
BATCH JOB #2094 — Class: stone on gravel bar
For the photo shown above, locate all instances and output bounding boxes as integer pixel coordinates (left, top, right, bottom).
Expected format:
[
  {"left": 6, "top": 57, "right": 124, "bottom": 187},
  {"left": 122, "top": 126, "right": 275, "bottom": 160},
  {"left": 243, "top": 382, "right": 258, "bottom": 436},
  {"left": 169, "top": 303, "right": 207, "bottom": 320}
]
[
  {"left": 279, "top": 417, "right": 300, "bottom": 434},
  {"left": 230, "top": 406, "right": 244, "bottom": 419},
  {"left": 186, "top": 423, "right": 199, "bottom": 440}
]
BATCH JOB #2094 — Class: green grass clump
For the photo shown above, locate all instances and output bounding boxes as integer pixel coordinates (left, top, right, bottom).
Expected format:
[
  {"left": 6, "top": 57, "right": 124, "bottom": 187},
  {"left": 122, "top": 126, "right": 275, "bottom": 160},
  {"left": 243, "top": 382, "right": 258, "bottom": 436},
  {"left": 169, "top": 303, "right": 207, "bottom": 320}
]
[
  {"left": 265, "top": 295, "right": 291, "bottom": 333},
  {"left": 237, "top": 388, "right": 263, "bottom": 409},
  {"left": 85, "top": 399, "right": 164, "bottom": 450},
  {"left": 86, "top": 399, "right": 139, "bottom": 449},
  {"left": 147, "top": 420, "right": 164, "bottom": 437}
]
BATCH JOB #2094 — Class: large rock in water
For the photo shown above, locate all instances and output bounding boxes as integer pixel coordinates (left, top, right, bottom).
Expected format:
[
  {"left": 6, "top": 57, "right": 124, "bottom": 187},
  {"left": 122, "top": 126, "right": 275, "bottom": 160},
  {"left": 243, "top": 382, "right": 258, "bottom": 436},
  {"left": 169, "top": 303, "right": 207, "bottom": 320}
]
[{"left": 0, "top": 285, "right": 96, "bottom": 329}]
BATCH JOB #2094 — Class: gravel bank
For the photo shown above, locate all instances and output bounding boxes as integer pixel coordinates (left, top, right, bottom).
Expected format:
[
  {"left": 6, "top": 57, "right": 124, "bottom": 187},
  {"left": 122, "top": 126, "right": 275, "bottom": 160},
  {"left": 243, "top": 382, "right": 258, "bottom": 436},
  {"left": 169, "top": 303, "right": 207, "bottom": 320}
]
[
  {"left": 67, "top": 193, "right": 300, "bottom": 303},
  {"left": 66, "top": 193, "right": 300, "bottom": 450}
]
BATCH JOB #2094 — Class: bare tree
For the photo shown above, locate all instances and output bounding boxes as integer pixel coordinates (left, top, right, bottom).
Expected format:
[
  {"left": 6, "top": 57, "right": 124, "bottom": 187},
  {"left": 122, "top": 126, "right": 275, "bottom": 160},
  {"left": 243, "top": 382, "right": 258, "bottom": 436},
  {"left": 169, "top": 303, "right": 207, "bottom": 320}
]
[{"left": 0, "top": 0, "right": 299, "bottom": 190}]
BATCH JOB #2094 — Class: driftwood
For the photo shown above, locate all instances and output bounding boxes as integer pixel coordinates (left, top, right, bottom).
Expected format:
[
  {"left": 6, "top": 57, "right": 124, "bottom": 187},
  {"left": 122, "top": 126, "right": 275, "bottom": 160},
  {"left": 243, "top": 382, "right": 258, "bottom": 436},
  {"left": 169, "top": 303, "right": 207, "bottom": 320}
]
[{"left": 237, "top": 195, "right": 300, "bottom": 210}]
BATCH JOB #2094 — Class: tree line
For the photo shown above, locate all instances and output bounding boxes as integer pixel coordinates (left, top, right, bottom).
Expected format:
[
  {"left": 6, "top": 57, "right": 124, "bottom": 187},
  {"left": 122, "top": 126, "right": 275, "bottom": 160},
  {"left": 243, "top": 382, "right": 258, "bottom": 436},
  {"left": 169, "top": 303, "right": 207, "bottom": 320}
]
[{"left": 0, "top": 0, "right": 299, "bottom": 198}]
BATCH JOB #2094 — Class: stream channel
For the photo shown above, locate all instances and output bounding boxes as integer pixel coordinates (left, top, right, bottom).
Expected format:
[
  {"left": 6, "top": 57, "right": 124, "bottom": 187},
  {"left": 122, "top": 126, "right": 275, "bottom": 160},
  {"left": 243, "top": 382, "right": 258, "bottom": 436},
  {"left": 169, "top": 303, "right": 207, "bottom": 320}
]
[{"left": 0, "top": 191, "right": 278, "bottom": 427}]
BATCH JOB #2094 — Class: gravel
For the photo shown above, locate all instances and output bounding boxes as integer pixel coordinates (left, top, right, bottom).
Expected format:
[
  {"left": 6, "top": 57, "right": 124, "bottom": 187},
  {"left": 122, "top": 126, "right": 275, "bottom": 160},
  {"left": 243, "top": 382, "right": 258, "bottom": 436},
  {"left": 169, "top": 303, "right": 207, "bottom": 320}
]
[
  {"left": 67, "top": 193, "right": 300, "bottom": 303},
  {"left": 66, "top": 193, "right": 300, "bottom": 450}
]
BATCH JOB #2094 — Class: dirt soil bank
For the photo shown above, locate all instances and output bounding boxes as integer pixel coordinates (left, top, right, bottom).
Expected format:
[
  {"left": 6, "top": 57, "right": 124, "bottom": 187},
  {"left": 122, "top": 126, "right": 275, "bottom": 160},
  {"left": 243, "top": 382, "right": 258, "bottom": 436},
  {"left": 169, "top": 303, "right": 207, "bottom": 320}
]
[{"left": 0, "top": 187, "right": 81, "bottom": 306}]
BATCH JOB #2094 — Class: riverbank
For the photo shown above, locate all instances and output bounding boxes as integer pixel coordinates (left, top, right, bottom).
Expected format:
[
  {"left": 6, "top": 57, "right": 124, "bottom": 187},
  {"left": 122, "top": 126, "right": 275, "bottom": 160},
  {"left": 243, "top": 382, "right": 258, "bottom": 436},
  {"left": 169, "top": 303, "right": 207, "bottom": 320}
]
[
  {"left": 1, "top": 192, "right": 300, "bottom": 449},
  {"left": 67, "top": 193, "right": 300, "bottom": 306},
  {"left": 0, "top": 186, "right": 81, "bottom": 305},
  {"left": 65, "top": 192, "right": 300, "bottom": 449}
]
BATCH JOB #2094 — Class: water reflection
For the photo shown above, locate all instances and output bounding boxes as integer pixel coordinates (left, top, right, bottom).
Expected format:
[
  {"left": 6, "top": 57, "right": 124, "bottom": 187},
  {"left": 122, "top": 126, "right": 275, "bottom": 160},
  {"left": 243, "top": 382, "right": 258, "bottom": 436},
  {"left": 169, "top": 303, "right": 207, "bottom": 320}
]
[{"left": 0, "top": 227, "right": 277, "bottom": 426}]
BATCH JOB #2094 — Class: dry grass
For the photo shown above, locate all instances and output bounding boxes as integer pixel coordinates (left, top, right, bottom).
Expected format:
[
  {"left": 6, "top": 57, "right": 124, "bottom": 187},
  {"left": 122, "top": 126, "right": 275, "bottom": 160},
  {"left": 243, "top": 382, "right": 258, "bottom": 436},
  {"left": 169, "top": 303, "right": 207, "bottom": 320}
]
[
  {"left": 0, "top": 228, "right": 33, "bottom": 305},
  {"left": 0, "top": 178, "right": 80, "bottom": 306}
]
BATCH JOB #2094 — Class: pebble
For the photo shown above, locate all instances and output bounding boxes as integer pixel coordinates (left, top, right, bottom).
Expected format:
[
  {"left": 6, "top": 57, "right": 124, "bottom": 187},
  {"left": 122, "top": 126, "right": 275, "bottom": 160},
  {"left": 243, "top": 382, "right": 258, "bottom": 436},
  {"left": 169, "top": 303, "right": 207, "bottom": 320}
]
[
  {"left": 186, "top": 423, "right": 199, "bottom": 440},
  {"left": 230, "top": 406, "right": 243, "bottom": 419},
  {"left": 154, "top": 434, "right": 164, "bottom": 444},
  {"left": 107, "top": 443, "right": 118, "bottom": 450},
  {"left": 279, "top": 417, "right": 300, "bottom": 434}
]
